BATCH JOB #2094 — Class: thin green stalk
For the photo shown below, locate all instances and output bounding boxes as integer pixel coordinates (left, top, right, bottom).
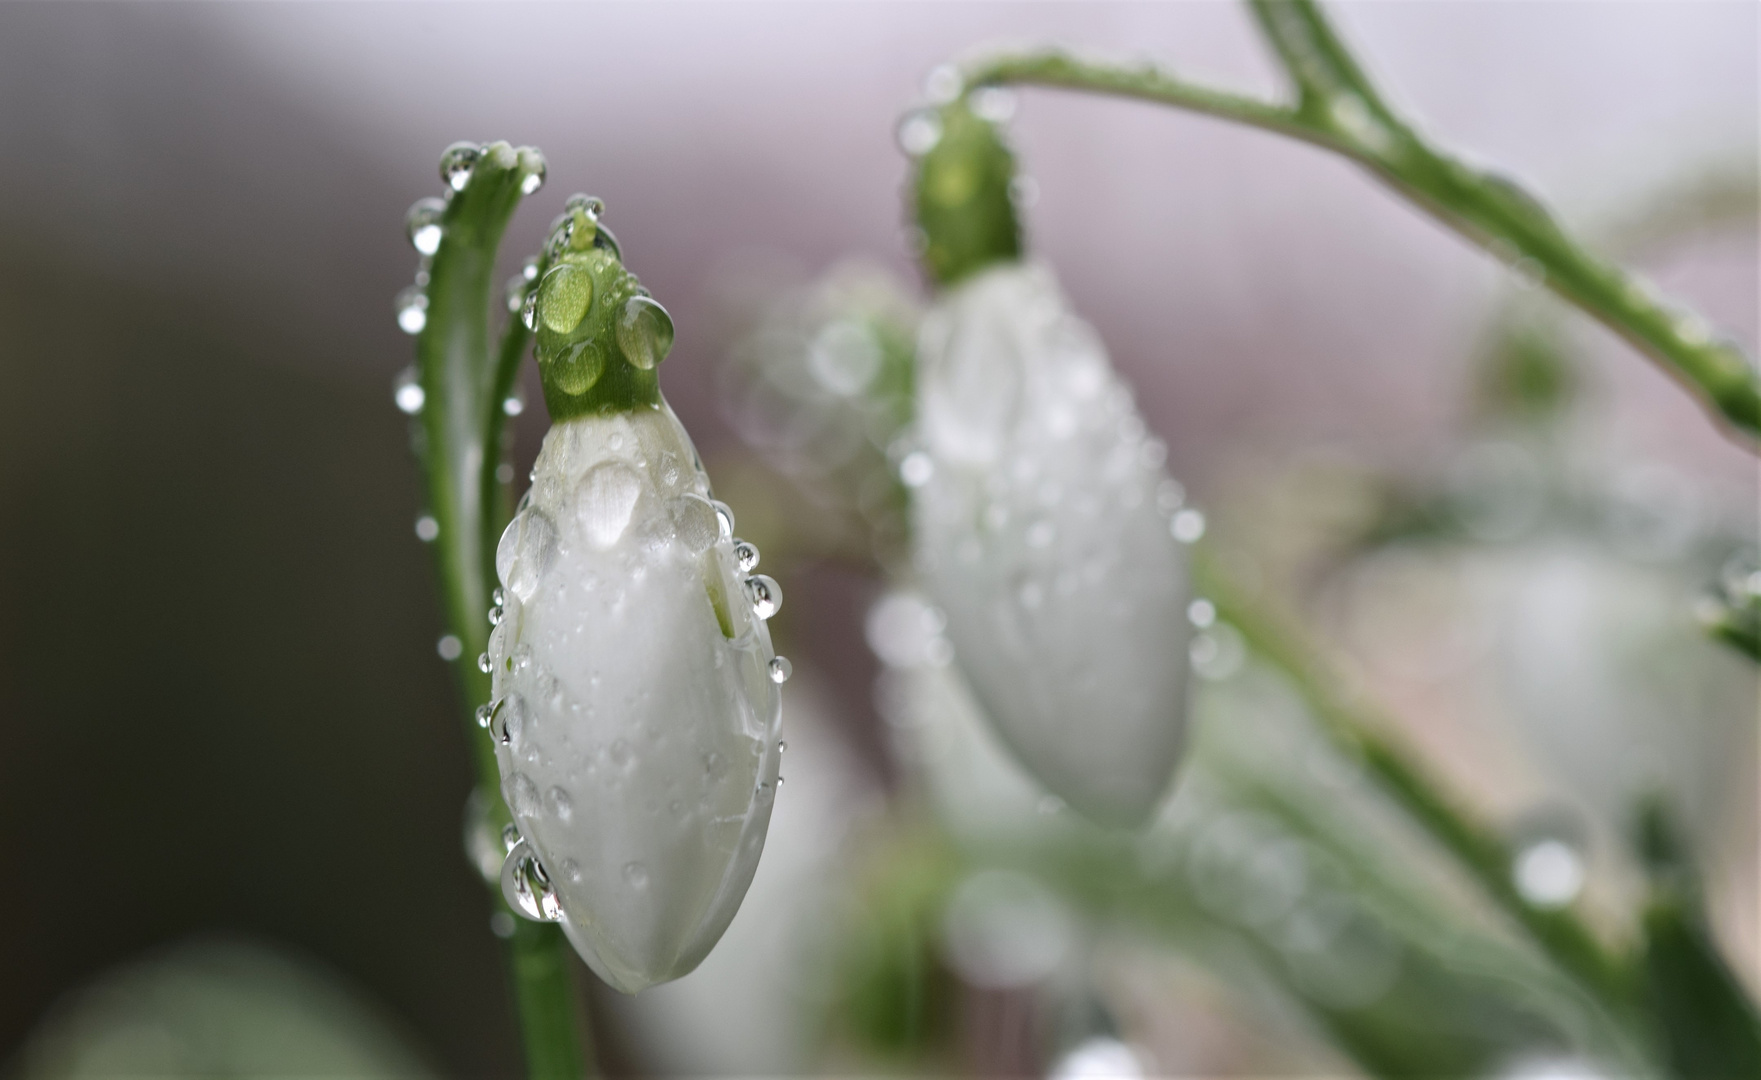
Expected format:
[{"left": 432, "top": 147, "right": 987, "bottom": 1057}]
[
  {"left": 960, "top": 0, "right": 1761, "bottom": 446},
  {"left": 413, "top": 142, "right": 590, "bottom": 1080},
  {"left": 1191, "top": 550, "right": 1642, "bottom": 1027}
]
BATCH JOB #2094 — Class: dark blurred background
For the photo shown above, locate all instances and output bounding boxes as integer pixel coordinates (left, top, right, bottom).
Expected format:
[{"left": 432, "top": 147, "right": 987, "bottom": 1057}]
[{"left": 0, "top": 3, "right": 1754, "bottom": 1076}]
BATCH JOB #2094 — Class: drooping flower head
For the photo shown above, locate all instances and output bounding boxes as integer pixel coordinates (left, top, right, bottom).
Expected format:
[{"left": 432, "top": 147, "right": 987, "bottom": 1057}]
[
  {"left": 905, "top": 95, "right": 1196, "bottom": 828},
  {"left": 486, "top": 198, "right": 787, "bottom": 993}
]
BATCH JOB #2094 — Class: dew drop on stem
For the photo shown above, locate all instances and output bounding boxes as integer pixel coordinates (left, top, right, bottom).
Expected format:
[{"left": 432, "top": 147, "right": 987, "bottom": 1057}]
[
  {"left": 440, "top": 141, "right": 481, "bottom": 193},
  {"left": 405, "top": 197, "right": 446, "bottom": 256},
  {"left": 393, "top": 366, "right": 425, "bottom": 414}
]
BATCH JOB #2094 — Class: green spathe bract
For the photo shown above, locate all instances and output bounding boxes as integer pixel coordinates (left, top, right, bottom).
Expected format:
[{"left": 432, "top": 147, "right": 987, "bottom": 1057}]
[
  {"left": 911, "top": 102, "right": 1022, "bottom": 288},
  {"left": 532, "top": 206, "right": 676, "bottom": 421}
]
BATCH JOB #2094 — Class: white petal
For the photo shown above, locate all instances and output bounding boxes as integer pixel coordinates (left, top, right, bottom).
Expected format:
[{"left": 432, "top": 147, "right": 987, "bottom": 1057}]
[
  {"left": 913, "top": 262, "right": 1193, "bottom": 827},
  {"left": 488, "top": 401, "right": 782, "bottom": 993}
]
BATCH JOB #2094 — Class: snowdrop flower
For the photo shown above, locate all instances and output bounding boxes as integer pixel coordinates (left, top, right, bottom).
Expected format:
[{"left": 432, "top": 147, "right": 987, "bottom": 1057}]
[
  {"left": 484, "top": 200, "right": 786, "bottom": 993},
  {"left": 905, "top": 101, "right": 1196, "bottom": 828}
]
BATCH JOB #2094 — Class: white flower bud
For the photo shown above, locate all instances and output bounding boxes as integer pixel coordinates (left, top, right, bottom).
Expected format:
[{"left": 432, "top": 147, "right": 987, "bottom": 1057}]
[
  {"left": 912, "top": 262, "right": 1194, "bottom": 828},
  {"left": 486, "top": 400, "right": 782, "bottom": 994}
]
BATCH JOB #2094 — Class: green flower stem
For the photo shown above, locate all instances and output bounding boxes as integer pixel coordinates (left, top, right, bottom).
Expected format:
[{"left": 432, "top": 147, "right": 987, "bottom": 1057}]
[
  {"left": 1191, "top": 549, "right": 1641, "bottom": 1026},
  {"left": 959, "top": 0, "right": 1761, "bottom": 446},
  {"left": 415, "top": 142, "right": 590, "bottom": 1080}
]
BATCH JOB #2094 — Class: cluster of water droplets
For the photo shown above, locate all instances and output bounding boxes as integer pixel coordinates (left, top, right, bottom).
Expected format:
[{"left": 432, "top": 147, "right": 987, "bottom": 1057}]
[{"left": 393, "top": 141, "right": 547, "bottom": 341}]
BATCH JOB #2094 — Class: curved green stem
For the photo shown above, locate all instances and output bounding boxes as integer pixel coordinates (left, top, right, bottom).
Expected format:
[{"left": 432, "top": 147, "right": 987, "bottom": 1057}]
[
  {"left": 960, "top": 0, "right": 1761, "bottom": 446},
  {"left": 1191, "top": 549, "right": 1642, "bottom": 1030},
  {"left": 414, "top": 142, "right": 591, "bottom": 1080}
]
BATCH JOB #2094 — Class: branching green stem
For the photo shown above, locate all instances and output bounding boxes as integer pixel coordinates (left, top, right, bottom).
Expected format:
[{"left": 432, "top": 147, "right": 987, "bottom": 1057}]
[
  {"left": 1191, "top": 549, "right": 1643, "bottom": 1031},
  {"left": 415, "top": 142, "right": 590, "bottom": 1080},
  {"left": 961, "top": 0, "right": 1761, "bottom": 446}
]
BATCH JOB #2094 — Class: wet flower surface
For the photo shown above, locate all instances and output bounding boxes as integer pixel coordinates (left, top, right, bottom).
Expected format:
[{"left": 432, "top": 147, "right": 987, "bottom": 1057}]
[
  {"left": 488, "top": 401, "right": 782, "bottom": 993},
  {"left": 913, "top": 261, "right": 1195, "bottom": 827}
]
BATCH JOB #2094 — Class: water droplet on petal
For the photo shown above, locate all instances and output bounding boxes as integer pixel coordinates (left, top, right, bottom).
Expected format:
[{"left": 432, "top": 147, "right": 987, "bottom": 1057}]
[
  {"left": 437, "top": 635, "right": 462, "bottom": 661},
  {"left": 406, "top": 197, "right": 446, "bottom": 255},
  {"left": 487, "top": 605, "right": 503, "bottom": 625},
  {"left": 622, "top": 861, "right": 650, "bottom": 890},
  {"left": 617, "top": 296, "right": 675, "bottom": 370},
  {"left": 497, "top": 510, "right": 559, "bottom": 602},
  {"left": 475, "top": 702, "right": 494, "bottom": 728},
  {"left": 768, "top": 655, "right": 792, "bottom": 683},
  {"left": 576, "top": 461, "right": 644, "bottom": 549},
  {"left": 394, "top": 366, "right": 425, "bottom": 414},
  {"left": 396, "top": 286, "right": 429, "bottom": 334},
  {"left": 544, "top": 785, "right": 574, "bottom": 823},
  {"left": 711, "top": 500, "right": 736, "bottom": 540},
  {"left": 566, "top": 194, "right": 606, "bottom": 221},
  {"left": 744, "top": 574, "right": 783, "bottom": 620},
  {"left": 477, "top": 652, "right": 492, "bottom": 673},
  {"left": 492, "top": 693, "right": 528, "bottom": 748},
  {"left": 501, "top": 839, "right": 564, "bottom": 921},
  {"left": 733, "top": 540, "right": 760, "bottom": 572},
  {"left": 415, "top": 514, "right": 440, "bottom": 542},
  {"left": 492, "top": 587, "right": 506, "bottom": 607},
  {"left": 440, "top": 141, "right": 481, "bottom": 193},
  {"left": 671, "top": 493, "right": 721, "bottom": 554},
  {"left": 520, "top": 290, "right": 538, "bottom": 331}
]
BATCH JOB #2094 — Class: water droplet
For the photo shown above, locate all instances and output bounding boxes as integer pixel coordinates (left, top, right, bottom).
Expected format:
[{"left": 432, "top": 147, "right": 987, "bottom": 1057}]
[
  {"left": 899, "top": 451, "right": 934, "bottom": 487},
  {"left": 492, "top": 694, "right": 528, "bottom": 747},
  {"left": 1513, "top": 839, "right": 1584, "bottom": 908},
  {"left": 505, "top": 274, "right": 528, "bottom": 314},
  {"left": 617, "top": 296, "right": 675, "bottom": 370},
  {"left": 489, "top": 912, "right": 516, "bottom": 939},
  {"left": 492, "top": 586, "right": 506, "bottom": 607},
  {"left": 437, "top": 635, "right": 463, "bottom": 661},
  {"left": 520, "top": 158, "right": 547, "bottom": 195},
  {"left": 744, "top": 574, "right": 783, "bottom": 620},
  {"left": 1050, "top": 1037, "right": 1145, "bottom": 1080},
  {"left": 622, "top": 861, "right": 650, "bottom": 890},
  {"left": 475, "top": 702, "right": 493, "bottom": 728},
  {"left": 413, "top": 514, "right": 440, "bottom": 542},
  {"left": 924, "top": 64, "right": 963, "bottom": 103},
  {"left": 522, "top": 258, "right": 540, "bottom": 282},
  {"left": 503, "top": 394, "right": 524, "bottom": 416},
  {"left": 566, "top": 194, "right": 606, "bottom": 221},
  {"left": 672, "top": 493, "right": 721, "bottom": 554},
  {"left": 897, "top": 110, "right": 943, "bottom": 156},
  {"left": 732, "top": 540, "right": 760, "bottom": 573},
  {"left": 496, "top": 462, "right": 515, "bottom": 485},
  {"left": 393, "top": 366, "right": 425, "bottom": 414},
  {"left": 501, "top": 839, "right": 564, "bottom": 921},
  {"left": 1187, "top": 598, "right": 1216, "bottom": 628},
  {"left": 711, "top": 500, "right": 736, "bottom": 540},
  {"left": 576, "top": 461, "right": 644, "bottom": 549},
  {"left": 775, "top": 775, "right": 785, "bottom": 787},
  {"left": 496, "top": 510, "right": 558, "bottom": 603},
  {"left": 487, "top": 605, "right": 503, "bottom": 625},
  {"left": 544, "top": 786, "right": 574, "bottom": 823},
  {"left": 539, "top": 264, "right": 594, "bottom": 334},
  {"left": 439, "top": 141, "right": 481, "bottom": 193},
  {"left": 396, "top": 286, "right": 429, "bottom": 335},
  {"left": 405, "top": 197, "right": 446, "bottom": 255},
  {"left": 970, "top": 86, "right": 1017, "bottom": 123},
  {"left": 768, "top": 656, "right": 792, "bottom": 684},
  {"left": 1172, "top": 508, "right": 1206, "bottom": 543},
  {"left": 520, "top": 290, "right": 539, "bottom": 331},
  {"left": 477, "top": 652, "right": 492, "bottom": 673},
  {"left": 777, "top": 739, "right": 788, "bottom": 753}
]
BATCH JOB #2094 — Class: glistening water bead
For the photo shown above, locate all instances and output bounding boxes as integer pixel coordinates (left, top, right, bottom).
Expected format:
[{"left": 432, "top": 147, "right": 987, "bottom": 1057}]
[
  {"left": 440, "top": 141, "right": 480, "bottom": 193},
  {"left": 396, "top": 287, "right": 429, "bottom": 335},
  {"left": 768, "top": 656, "right": 792, "bottom": 684},
  {"left": 393, "top": 367, "right": 425, "bottom": 415},
  {"left": 406, "top": 197, "right": 446, "bottom": 256}
]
